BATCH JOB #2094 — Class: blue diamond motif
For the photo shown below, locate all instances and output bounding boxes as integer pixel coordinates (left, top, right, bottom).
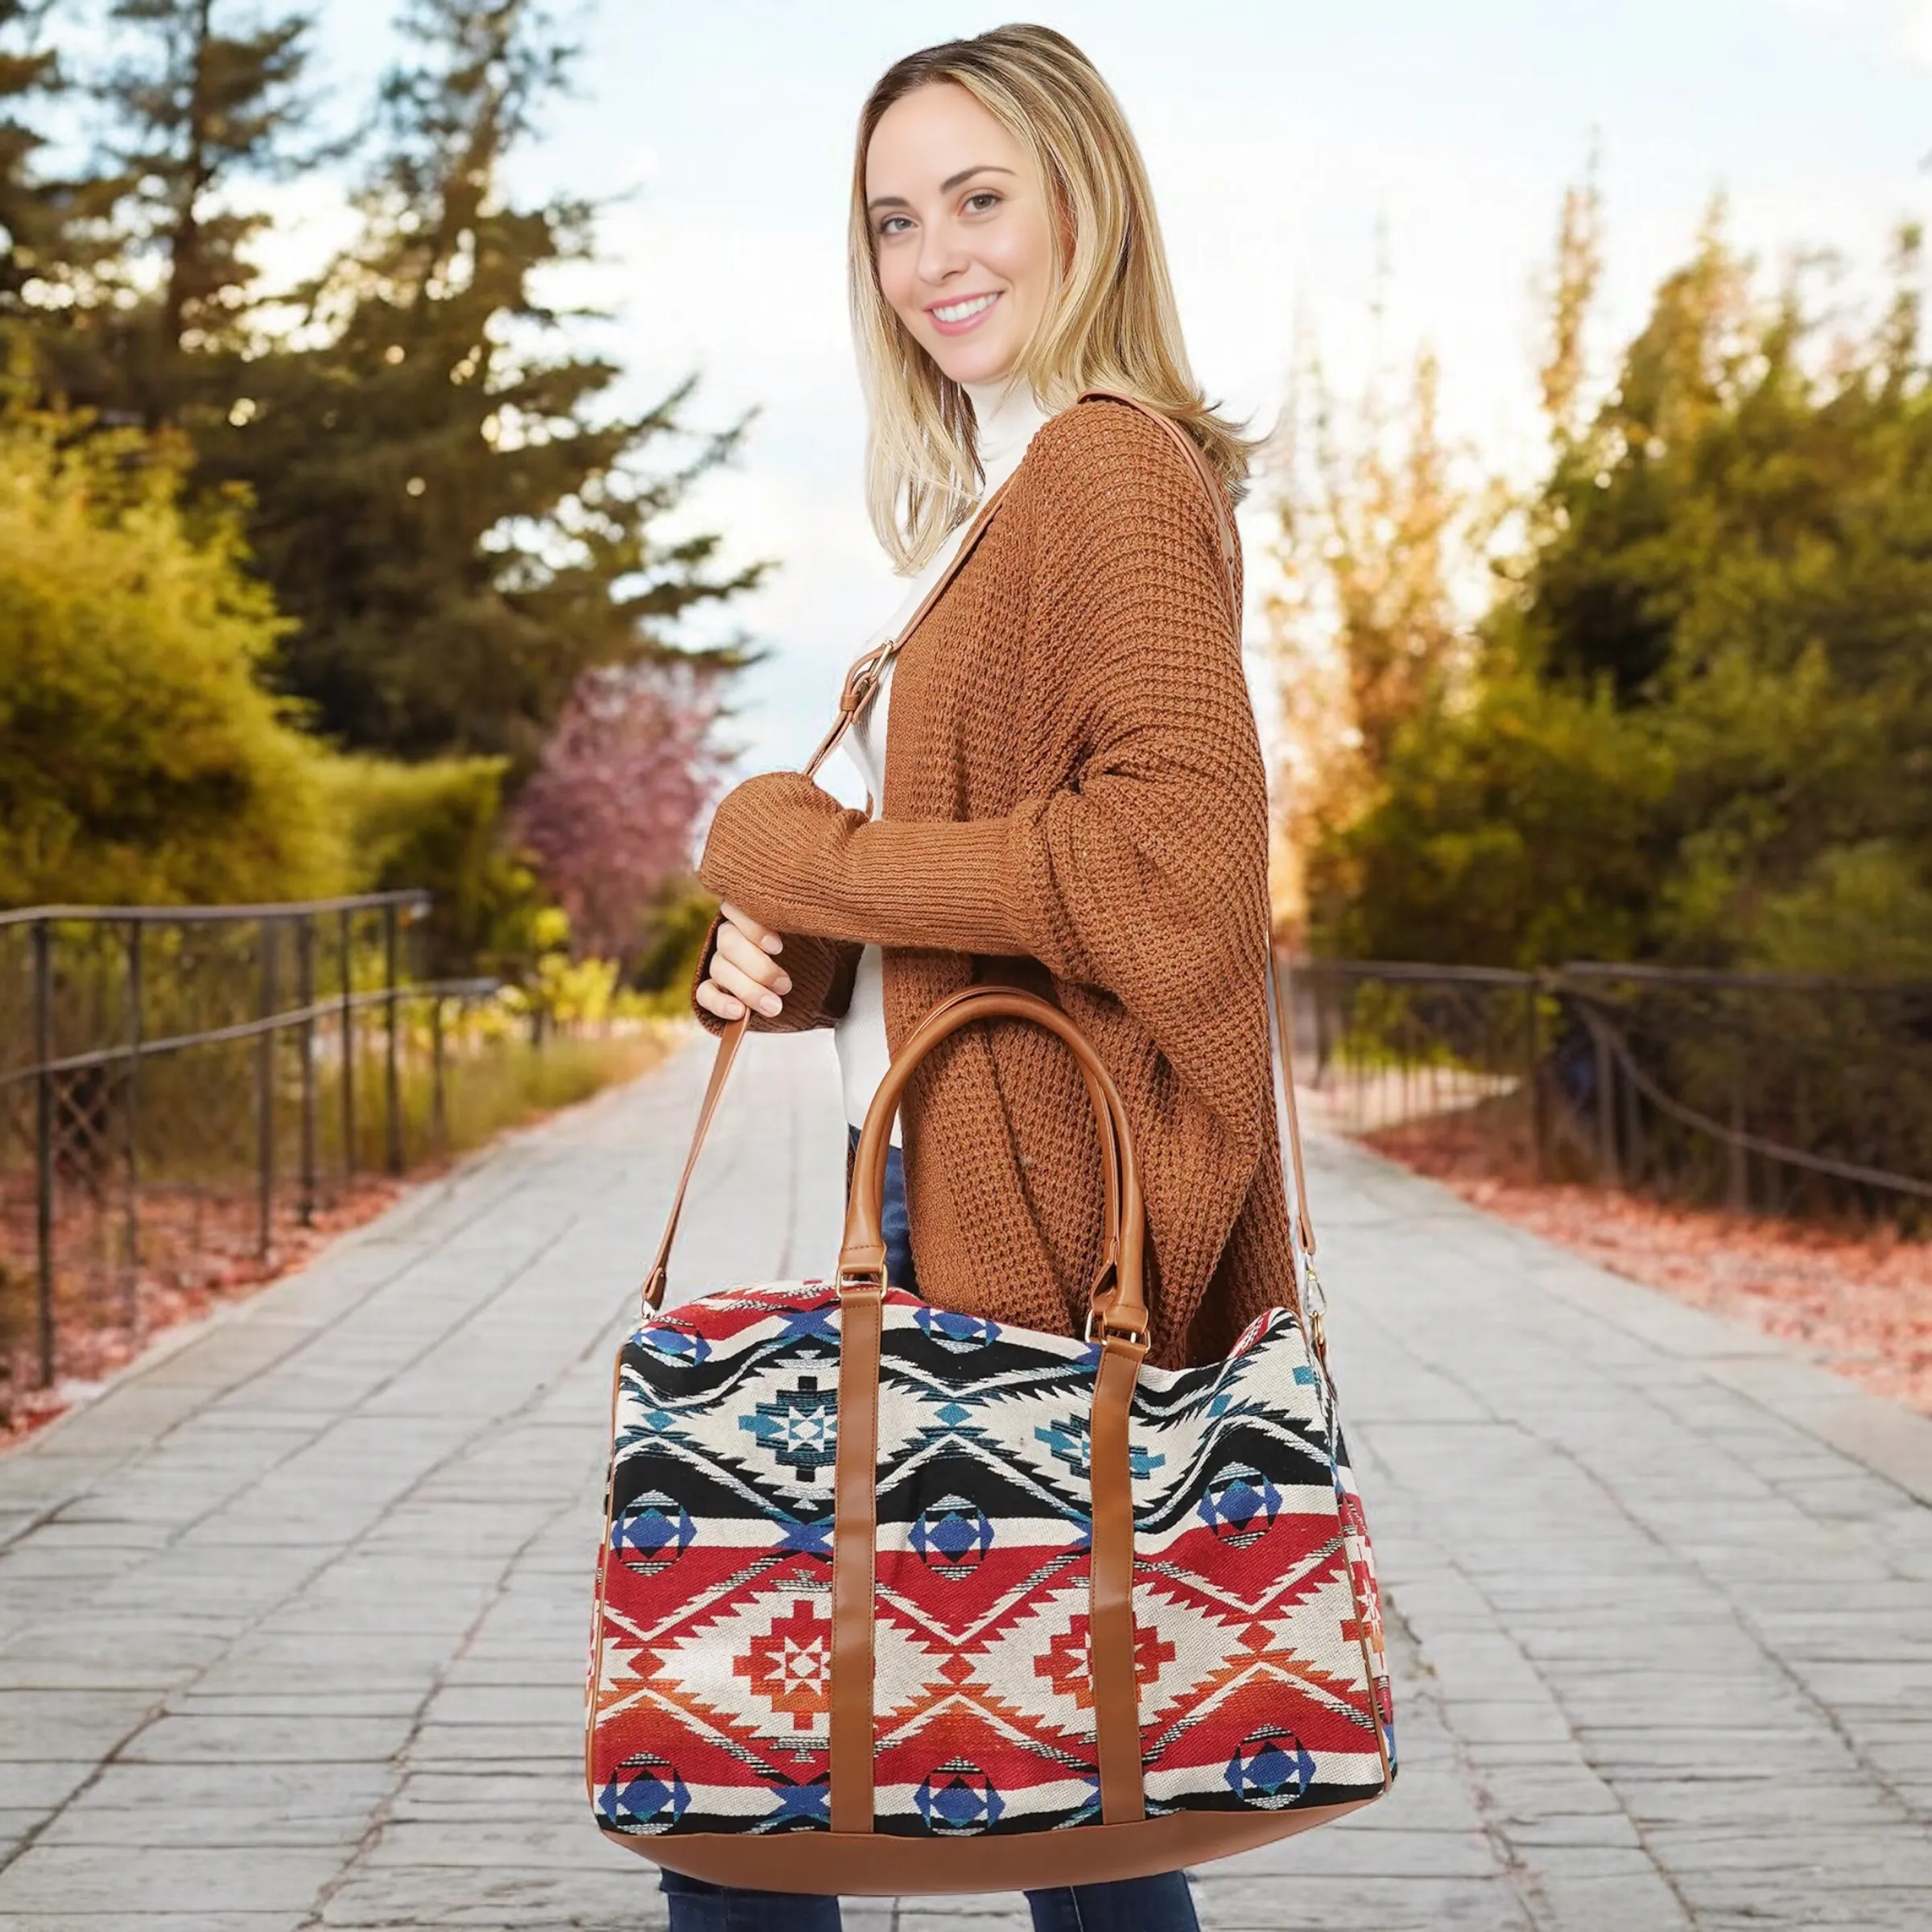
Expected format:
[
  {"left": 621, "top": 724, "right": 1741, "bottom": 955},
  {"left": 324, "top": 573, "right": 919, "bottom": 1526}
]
[
  {"left": 914, "top": 1761, "right": 1004, "bottom": 1835},
  {"left": 909, "top": 1496, "right": 994, "bottom": 1578},
  {"left": 1224, "top": 1729, "right": 1315, "bottom": 1810}
]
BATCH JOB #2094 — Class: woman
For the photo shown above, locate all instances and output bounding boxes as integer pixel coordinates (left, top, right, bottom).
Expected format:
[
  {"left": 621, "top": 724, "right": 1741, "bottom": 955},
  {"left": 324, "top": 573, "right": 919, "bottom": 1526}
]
[{"left": 674, "top": 23, "right": 1298, "bottom": 1932}]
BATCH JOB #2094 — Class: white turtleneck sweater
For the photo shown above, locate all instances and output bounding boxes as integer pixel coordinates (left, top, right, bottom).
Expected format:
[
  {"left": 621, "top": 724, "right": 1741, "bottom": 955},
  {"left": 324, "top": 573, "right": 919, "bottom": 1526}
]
[{"left": 834, "top": 374, "right": 1053, "bottom": 1146}]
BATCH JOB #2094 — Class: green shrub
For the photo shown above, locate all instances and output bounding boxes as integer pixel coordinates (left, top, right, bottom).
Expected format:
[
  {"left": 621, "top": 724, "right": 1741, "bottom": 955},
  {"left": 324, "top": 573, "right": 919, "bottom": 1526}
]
[
  {"left": 0, "top": 403, "right": 348, "bottom": 907},
  {"left": 323, "top": 753, "right": 548, "bottom": 976},
  {"left": 1313, "top": 668, "right": 1676, "bottom": 968}
]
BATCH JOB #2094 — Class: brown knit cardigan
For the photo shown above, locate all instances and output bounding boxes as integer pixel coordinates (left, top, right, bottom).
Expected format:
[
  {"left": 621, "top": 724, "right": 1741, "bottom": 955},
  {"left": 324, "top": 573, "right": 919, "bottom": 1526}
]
[{"left": 691, "top": 396, "right": 1296, "bottom": 1370}]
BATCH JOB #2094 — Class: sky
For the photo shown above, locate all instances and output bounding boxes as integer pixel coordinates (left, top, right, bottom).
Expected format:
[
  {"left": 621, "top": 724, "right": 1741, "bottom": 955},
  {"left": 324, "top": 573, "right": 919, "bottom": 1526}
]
[{"left": 255, "top": 2, "right": 1929, "bottom": 784}]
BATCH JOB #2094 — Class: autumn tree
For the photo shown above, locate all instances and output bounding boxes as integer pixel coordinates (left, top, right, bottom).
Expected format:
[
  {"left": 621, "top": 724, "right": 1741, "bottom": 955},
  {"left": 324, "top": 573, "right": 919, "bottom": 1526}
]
[
  {"left": 1324, "top": 194, "right": 1932, "bottom": 976},
  {"left": 1534, "top": 146, "right": 1605, "bottom": 460},
  {"left": 1261, "top": 260, "right": 1479, "bottom": 928}
]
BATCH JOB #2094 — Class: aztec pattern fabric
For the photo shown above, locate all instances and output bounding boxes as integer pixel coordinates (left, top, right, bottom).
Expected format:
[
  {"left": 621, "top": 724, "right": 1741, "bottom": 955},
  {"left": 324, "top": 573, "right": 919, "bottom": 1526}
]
[{"left": 587, "top": 1281, "right": 1394, "bottom": 1839}]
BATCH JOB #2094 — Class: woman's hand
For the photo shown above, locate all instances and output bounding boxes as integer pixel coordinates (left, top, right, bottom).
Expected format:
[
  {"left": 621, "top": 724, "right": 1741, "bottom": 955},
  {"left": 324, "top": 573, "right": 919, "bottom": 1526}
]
[{"left": 695, "top": 902, "right": 792, "bottom": 1022}]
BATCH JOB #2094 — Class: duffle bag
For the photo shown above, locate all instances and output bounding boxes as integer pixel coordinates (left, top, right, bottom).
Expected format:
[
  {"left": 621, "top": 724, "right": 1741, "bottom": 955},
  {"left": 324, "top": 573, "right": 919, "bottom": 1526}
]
[{"left": 584, "top": 970, "right": 1396, "bottom": 1893}]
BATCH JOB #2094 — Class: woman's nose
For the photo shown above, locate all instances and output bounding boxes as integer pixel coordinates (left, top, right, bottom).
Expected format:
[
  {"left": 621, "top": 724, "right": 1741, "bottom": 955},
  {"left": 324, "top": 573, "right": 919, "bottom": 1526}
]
[{"left": 917, "top": 225, "right": 972, "bottom": 290}]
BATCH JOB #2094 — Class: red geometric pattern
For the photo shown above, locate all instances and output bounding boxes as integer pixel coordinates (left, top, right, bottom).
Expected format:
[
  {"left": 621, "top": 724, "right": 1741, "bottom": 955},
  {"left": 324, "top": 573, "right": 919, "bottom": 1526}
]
[{"left": 733, "top": 1597, "right": 833, "bottom": 1732}]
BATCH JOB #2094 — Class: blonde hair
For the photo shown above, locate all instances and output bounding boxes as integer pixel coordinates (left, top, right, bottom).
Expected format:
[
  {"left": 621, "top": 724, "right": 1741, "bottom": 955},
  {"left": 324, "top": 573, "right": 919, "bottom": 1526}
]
[{"left": 848, "top": 23, "right": 1260, "bottom": 572}]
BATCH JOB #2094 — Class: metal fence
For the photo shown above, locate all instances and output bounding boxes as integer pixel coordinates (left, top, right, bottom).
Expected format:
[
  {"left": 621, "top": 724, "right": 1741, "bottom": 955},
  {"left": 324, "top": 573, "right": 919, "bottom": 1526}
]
[
  {"left": 1288, "top": 956, "right": 1932, "bottom": 1227},
  {"left": 0, "top": 894, "right": 502, "bottom": 1397}
]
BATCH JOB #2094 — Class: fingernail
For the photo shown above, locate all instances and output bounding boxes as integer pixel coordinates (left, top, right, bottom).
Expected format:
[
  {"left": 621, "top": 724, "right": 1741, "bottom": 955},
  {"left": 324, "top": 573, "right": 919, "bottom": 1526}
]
[
  {"left": 758, "top": 993, "right": 782, "bottom": 1016},
  {"left": 762, "top": 935, "right": 783, "bottom": 954},
  {"left": 774, "top": 975, "right": 792, "bottom": 995}
]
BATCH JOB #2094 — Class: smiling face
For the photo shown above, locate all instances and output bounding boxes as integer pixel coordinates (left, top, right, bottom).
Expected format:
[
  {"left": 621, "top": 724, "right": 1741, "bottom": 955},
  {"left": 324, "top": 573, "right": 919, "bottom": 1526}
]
[{"left": 864, "top": 80, "right": 1059, "bottom": 390}]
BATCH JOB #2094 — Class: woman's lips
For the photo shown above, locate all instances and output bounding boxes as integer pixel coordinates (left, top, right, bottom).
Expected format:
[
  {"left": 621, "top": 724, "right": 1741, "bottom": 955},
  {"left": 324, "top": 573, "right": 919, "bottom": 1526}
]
[{"left": 927, "top": 290, "right": 1002, "bottom": 336}]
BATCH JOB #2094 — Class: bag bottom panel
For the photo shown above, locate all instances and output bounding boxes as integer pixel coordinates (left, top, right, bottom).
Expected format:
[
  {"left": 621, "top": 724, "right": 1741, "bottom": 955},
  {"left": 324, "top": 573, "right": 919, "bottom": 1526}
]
[{"left": 600, "top": 1794, "right": 1385, "bottom": 1894}]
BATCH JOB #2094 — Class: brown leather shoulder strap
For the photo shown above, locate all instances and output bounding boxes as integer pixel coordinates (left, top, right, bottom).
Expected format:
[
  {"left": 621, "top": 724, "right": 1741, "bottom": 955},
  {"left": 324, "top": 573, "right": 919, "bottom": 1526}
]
[
  {"left": 642, "top": 474, "right": 1014, "bottom": 1311},
  {"left": 799, "top": 479, "right": 1015, "bottom": 785}
]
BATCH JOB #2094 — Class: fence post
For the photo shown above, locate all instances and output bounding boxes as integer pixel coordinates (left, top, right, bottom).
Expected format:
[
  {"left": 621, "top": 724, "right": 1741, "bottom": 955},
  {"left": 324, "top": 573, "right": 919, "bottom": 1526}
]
[
  {"left": 1622, "top": 1040, "right": 1645, "bottom": 1192},
  {"left": 1728, "top": 1080, "right": 1749, "bottom": 1216},
  {"left": 32, "top": 919, "right": 55, "bottom": 1389},
  {"left": 1525, "top": 975, "right": 1547, "bottom": 1183},
  {"left": 1591, "top": 1011, "right": 1620, "bottom": 1188},
  {"left": 430, "top": 995, "right": 448, "bottom": 1154},
  {"left": 122, "top": 921, "right": 142, "bottom": 1323},
  {"left": 298, "top": 915, "right": 317, "bottom": 1228},
  {"left": 383, "top": 902, "right": 403, "bottom": 1176},
  {"left": 340, "top": 909, "right": 356, "bottom": 1179},
  {"left": 256, "top": 919, "right": 279, "bottom": 1261}
]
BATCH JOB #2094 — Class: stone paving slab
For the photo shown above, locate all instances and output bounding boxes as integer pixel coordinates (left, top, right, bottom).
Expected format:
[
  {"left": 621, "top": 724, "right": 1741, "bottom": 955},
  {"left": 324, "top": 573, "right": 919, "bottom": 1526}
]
[{"left": 1, "top": 1029, "right": 1929, "bottom": 1927}]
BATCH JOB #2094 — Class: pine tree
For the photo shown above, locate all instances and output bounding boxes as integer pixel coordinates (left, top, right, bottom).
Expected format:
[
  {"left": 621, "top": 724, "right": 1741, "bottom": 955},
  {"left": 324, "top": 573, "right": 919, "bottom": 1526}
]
[
  {"left": 0, "top": 2, "right": 122, "bottom": 350},
  {"left": 52, "top": 0, "right": 328, "bottom": 425},
  {"left": 0, "top": 2, "right": 57, "bottom": 313},
  {"left": 204, "top": 0, "right": 766, "bottom": 762}
]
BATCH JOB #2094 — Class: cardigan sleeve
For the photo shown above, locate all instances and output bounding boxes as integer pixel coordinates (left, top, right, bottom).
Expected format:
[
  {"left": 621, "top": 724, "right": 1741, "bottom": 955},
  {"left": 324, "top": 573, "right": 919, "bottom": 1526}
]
[{"left": 696, "top": 404, "right": 1272, "bottom": 1139}]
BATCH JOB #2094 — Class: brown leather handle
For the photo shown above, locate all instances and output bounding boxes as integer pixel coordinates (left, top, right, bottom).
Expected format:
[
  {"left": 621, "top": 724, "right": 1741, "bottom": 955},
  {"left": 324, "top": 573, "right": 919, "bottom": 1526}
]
[
  {"left": 828, "top": 983, "right": 1154, "bottom": 1837},
  {"left": 840, "top": 980, "right": 1133, "bottom": 1315},
  {"left": 839, "top": 986, "right": 1149, "bottom": 1340}
]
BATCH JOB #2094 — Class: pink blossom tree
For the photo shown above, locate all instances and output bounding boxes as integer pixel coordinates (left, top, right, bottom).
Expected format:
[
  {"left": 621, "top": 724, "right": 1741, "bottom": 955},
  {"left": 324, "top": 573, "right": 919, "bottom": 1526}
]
[{"left": 510, "top": 662, "right": 727, "bottom": 964}]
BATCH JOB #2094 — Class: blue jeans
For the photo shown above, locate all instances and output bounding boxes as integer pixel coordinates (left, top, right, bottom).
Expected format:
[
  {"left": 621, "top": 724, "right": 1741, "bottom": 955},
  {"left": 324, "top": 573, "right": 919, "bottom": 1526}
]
[
  {"left": 658, "top": 1867, "right": 1198, "bottom": 1930},
  {"left": 845, "top": 1121, "right": 916, "bottom": 1291},
  {"left": 657, "top": 1134, "right": 1198, "bottom": 1931}
]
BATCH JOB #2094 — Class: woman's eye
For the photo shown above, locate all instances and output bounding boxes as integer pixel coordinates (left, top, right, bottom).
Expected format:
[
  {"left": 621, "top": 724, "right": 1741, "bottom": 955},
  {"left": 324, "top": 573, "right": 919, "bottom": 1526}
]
[
  {"left": 965, "top": 192, "right": 1001, "bottom": 214},
  {"left": 877, "top": 215, "right": 910, "bottom": 238}
]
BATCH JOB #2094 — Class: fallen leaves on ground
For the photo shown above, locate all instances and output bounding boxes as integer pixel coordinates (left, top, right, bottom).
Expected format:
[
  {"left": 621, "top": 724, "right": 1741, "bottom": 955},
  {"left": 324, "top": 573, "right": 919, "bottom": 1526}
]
[
  {"left": 1, "top": 1173, "right": 413, "bottom": 1446},
  {"left": 1, "top": 1030, "right": 678, "bottom": 1447},
  {"left": 1366, "top": 1115, "right": 1932, "bottom": 1416}
]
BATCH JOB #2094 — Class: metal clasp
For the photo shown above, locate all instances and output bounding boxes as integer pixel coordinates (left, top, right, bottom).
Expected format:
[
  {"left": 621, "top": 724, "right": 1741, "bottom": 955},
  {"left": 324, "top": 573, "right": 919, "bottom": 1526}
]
[
  {"left": 1301, "top": 1254, "right": 1331, "bottom": 1365},
  {"left": 1085, "top": 1308, "right": 1149, "bottom": 1349}
]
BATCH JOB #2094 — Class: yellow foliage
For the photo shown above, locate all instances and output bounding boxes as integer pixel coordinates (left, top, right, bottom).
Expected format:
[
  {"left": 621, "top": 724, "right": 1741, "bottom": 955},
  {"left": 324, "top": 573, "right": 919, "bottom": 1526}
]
[{"left": 0, "top": 402, "right": 349, "bottom": 906}]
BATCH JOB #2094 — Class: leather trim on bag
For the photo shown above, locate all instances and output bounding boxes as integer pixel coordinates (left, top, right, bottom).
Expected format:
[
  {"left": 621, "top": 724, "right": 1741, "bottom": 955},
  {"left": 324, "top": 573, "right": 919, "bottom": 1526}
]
[
  {"left": 605, "top": 1798, "right": 1382, "bottom": 1893},
  {"left": 584, "top": 1343, "right": 629, "bottom": 1803},
  {"left": 1088, "top": 1331, "right": 1147, "bottom": 1823},
  {"left": 832, "top": 987, "right": 1150, "bottom": 1835},
  {"left": 829, "top": 1282, "right": 884, "bottom": 1833}
]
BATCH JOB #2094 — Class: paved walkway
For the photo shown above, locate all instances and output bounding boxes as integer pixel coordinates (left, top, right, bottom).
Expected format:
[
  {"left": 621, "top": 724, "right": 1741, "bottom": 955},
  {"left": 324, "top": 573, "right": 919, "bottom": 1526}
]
[{"left": 2, "top": 1031, "right": 1929, "bottom": 1930}]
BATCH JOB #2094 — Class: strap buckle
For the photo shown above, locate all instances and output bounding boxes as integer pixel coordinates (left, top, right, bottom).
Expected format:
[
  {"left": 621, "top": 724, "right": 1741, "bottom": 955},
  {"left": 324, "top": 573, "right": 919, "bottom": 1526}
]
[
  {"left": 840, "top": 641, "right": 895, "bottom": 715},
  {"left": 1085, "top": 1307, "right": 1149, "bottom": 1350}
]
